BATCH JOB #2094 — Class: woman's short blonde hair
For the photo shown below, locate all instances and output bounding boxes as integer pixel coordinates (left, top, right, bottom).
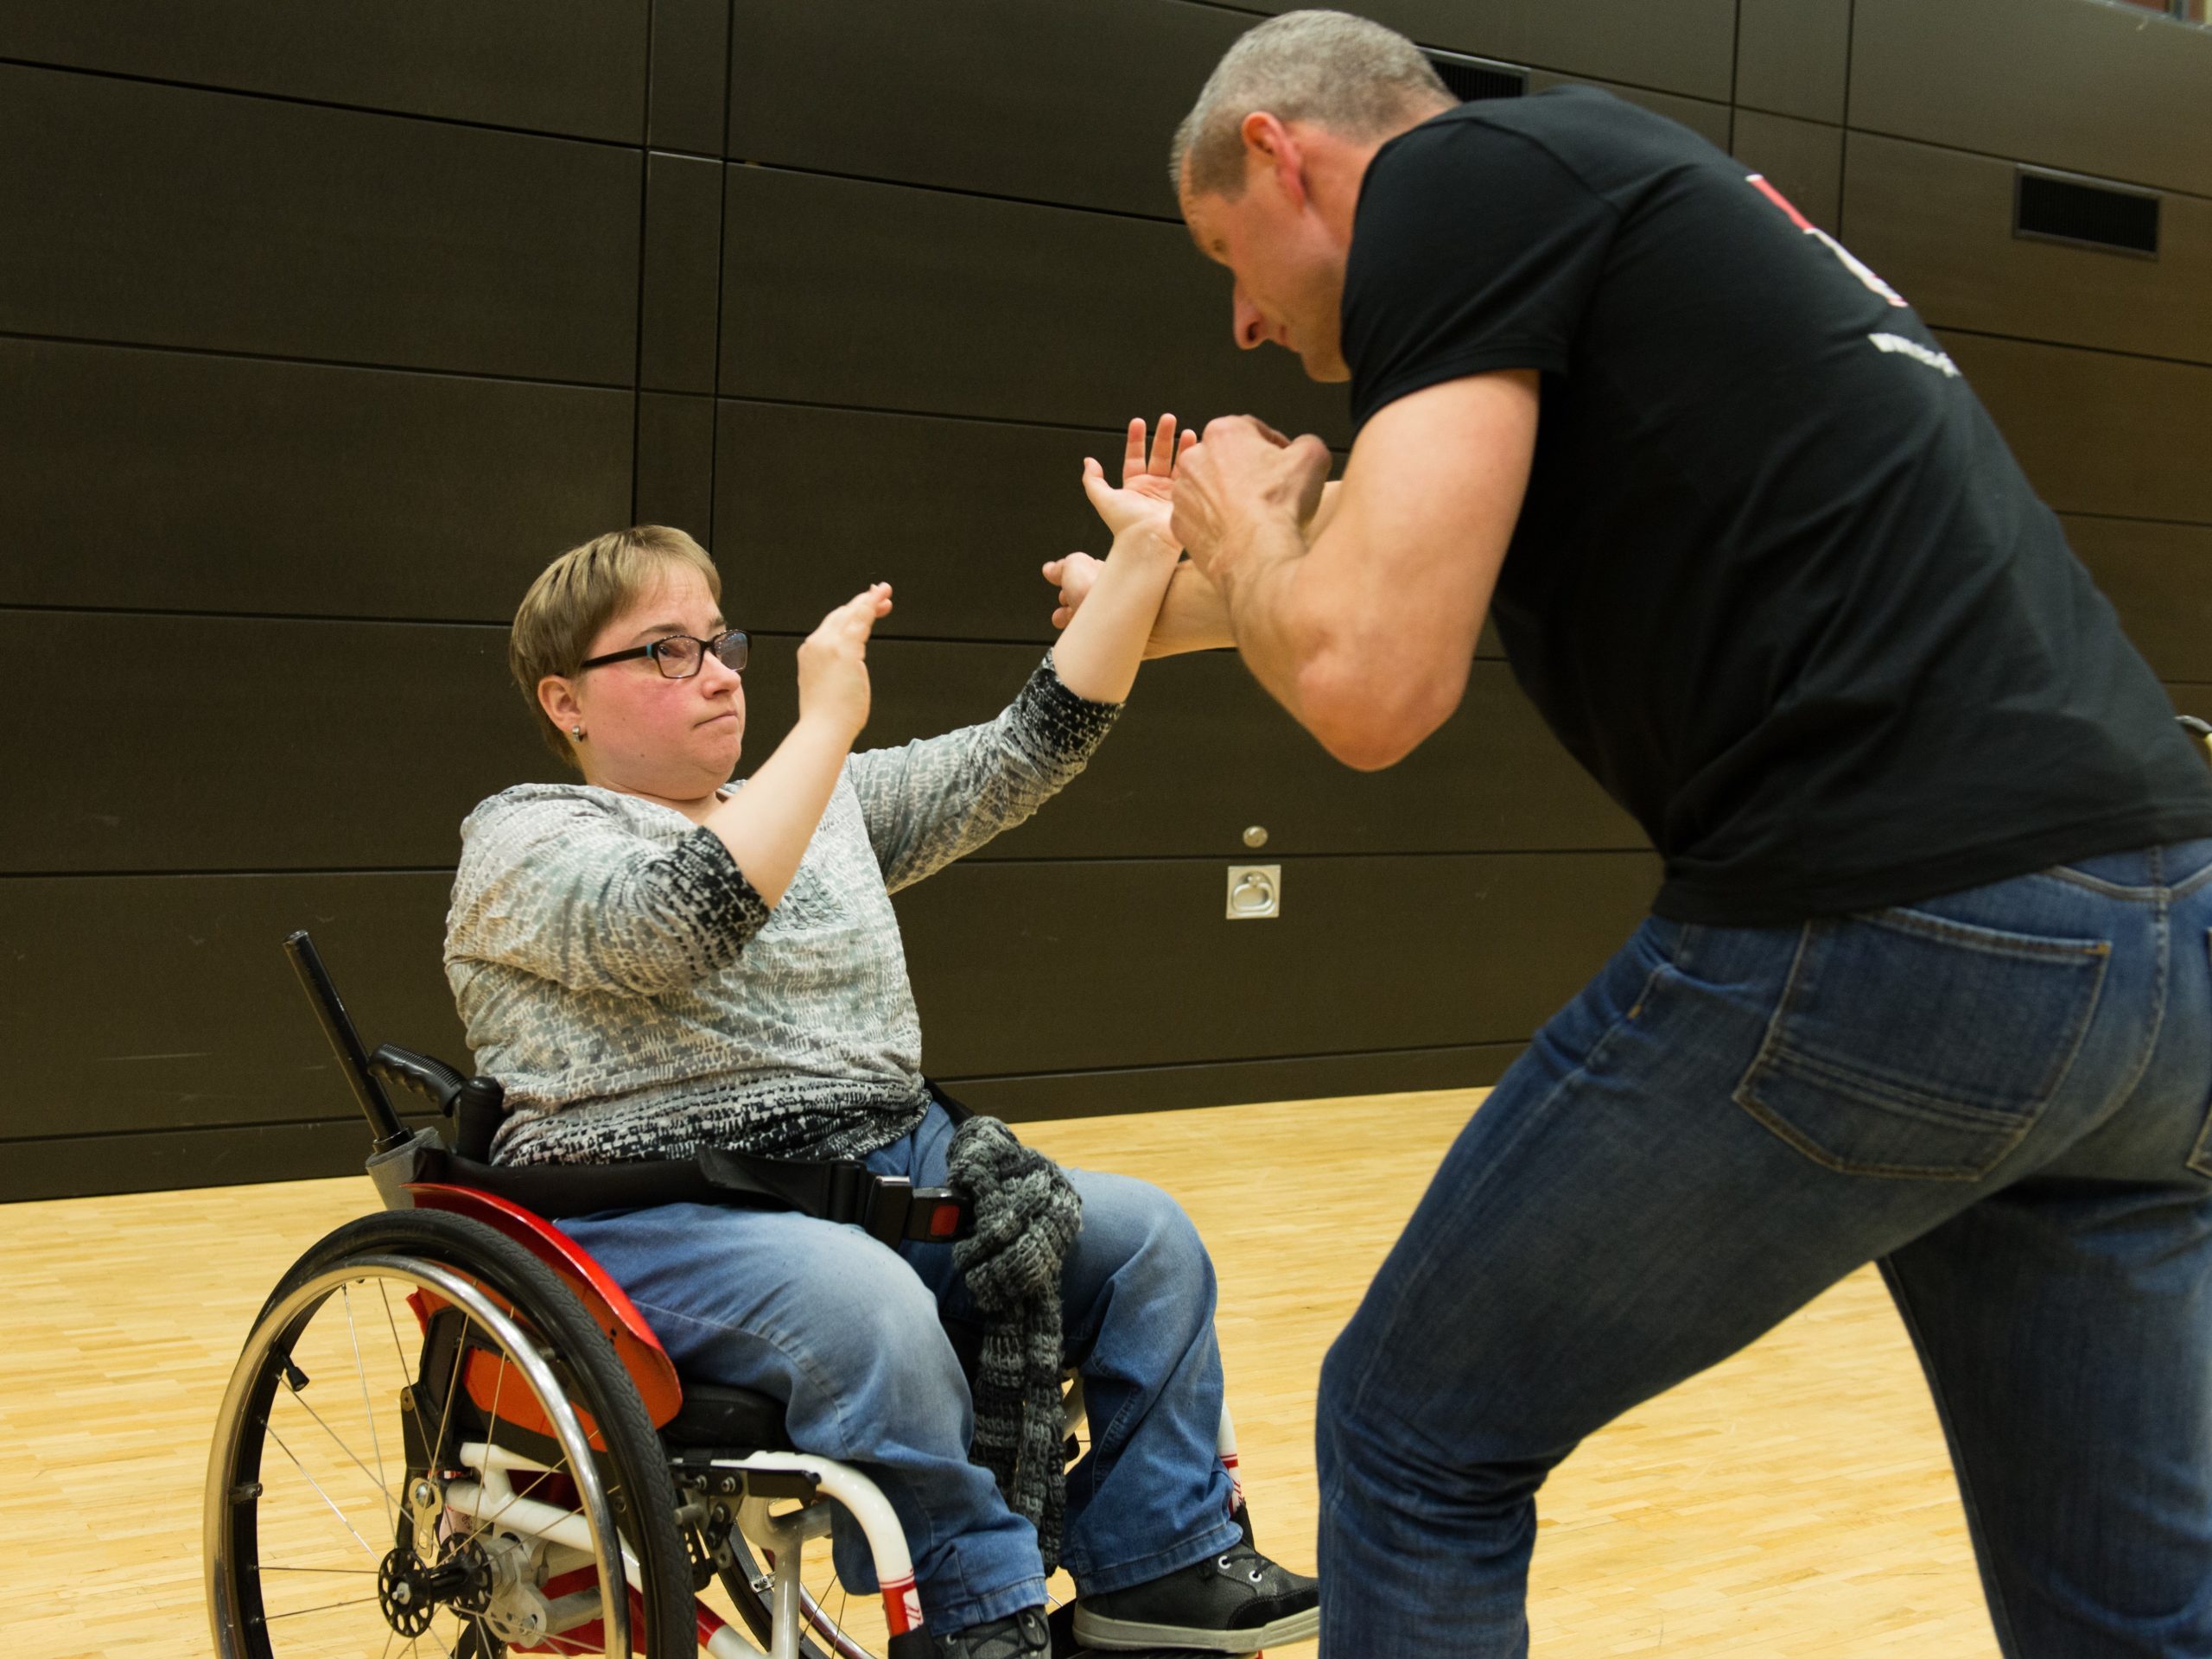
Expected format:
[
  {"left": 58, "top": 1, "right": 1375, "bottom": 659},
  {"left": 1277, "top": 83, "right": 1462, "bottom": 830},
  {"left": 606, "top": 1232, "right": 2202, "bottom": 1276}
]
[{"left": 510, "top": 525, "right": 721, "bottom": 766}]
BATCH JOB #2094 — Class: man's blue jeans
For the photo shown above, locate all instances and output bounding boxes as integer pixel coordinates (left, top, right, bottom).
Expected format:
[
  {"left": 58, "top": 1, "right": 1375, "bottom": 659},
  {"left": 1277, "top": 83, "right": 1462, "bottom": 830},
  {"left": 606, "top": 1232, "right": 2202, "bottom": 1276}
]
[
  {"left": 1319, "top": 842, "right": 2212, "bottom": 1657},
  {"left": 561, "top": 1102, "right": 1242, "bottom": 1634}
]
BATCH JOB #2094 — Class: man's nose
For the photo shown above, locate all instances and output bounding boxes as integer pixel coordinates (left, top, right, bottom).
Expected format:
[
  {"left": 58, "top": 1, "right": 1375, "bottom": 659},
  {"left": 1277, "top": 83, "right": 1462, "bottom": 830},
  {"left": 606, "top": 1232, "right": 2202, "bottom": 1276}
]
[{"left": 1232, "top": 288, "right": 1268, "bottom": 352}]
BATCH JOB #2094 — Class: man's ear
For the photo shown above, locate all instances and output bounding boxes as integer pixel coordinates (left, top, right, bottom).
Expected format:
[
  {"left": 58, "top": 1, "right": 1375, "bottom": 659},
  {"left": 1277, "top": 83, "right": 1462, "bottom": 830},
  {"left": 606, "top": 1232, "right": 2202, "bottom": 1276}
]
[
  {"left": 538, "top": 673, "right": 582, "bottom": 732},
  {"left": 1238, "top": 111, "right": 1309, "bottom": 209}
]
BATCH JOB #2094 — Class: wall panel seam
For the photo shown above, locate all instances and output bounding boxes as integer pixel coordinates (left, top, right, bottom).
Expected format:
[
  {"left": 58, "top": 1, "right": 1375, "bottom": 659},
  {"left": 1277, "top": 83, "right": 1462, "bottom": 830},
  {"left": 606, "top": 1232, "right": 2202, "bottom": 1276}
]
[
  {"left": 722, "top": 157, "right": 1186, "bottom": 226},
  {"left": 2061, "top": 511, "right": 2212, "bottom": 532},
  {"left": 0, "top": 848, "right": 1661, "bottom": 882},
  {"left": 1935, "top": 324, "right": 2212, "bottom": 378},
  {"left": 1845, "top": 125, "right": 2212, "bottom": 211},
  {"left": 1166, "top": 0, "right": 1738, "bottom": 108},
  {"left": 0, "top": 328, "right": 637, "bottom": 395},
  {"left": 0, "top": 53, "right": 650, "bottom": 153},
  {"left": 629, "top": 2, "right": 658, "bottom": 523},
  {"left": 0, "top": 1041, "right": 1526, "bottom": 1147}
]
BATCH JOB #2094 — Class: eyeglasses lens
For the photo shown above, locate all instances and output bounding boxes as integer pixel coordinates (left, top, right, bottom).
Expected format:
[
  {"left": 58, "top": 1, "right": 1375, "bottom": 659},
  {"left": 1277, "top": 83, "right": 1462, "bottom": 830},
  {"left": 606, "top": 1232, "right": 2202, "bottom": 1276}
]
[
  {"left": 715, "top": 632, "right": 750, "bottom": 672},
  {"left": 652, "top": 637, "right": 705, "bottom": 678}
]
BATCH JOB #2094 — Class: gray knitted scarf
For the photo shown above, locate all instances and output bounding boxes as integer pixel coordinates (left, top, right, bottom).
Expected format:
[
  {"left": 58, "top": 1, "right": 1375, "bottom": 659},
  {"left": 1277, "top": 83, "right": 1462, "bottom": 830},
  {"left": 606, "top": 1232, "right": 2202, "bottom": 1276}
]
[{"left": 945, "top": 1116, "right": 1083, "bottom": 1572}]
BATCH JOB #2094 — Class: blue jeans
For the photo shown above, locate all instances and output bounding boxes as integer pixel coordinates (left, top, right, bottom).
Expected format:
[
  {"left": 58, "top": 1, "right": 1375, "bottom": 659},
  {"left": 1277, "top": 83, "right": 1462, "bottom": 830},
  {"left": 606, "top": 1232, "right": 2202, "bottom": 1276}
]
[
  {"left": 1318, "top": 842, "right": 2212, "bottom": 1657},
  {"left": 561, "top": 1102, "right": 1241, "bottom": 1633}
]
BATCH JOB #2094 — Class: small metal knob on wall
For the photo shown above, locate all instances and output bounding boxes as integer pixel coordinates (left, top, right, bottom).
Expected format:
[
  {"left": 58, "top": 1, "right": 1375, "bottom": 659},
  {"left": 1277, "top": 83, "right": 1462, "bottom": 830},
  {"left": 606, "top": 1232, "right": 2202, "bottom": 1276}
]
[
  {"left": 1226, "top": 865, "right": 1281, "bottom": 919},
  {"left": 1243, "top": 825, "right": 1268, "bottom": 849}
]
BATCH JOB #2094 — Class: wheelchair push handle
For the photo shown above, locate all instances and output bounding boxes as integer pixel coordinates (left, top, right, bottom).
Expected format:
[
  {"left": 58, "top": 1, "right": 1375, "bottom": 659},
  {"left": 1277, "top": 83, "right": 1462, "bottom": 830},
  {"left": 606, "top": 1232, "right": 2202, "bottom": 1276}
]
[
  {"left": 283, "top": 929, "right": 411, "bottom": 1154},
  {"left": 370, "top": 1043, "right": 467, "bottom": 1110},
  {"left": 371, "top": 1044, "right": 506, "bottom": 1162}
]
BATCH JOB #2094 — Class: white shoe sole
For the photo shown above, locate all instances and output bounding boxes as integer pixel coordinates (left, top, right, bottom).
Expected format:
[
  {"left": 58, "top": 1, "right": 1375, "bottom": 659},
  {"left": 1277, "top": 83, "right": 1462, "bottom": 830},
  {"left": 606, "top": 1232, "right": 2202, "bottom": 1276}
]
[{"left": 1071, "top": 1604, "right": 1321, "bottom": 1653}]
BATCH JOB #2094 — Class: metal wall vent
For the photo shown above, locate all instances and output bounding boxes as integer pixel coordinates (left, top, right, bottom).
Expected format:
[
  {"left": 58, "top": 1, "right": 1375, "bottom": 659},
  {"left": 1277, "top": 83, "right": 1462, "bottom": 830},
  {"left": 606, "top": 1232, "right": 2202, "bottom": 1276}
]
[
  {"left": 2014, "top": 167, "right": 2161, "bottom": 257},
  {"left": 1425, "top": 48, "right": 1529, "bottom": 102}
]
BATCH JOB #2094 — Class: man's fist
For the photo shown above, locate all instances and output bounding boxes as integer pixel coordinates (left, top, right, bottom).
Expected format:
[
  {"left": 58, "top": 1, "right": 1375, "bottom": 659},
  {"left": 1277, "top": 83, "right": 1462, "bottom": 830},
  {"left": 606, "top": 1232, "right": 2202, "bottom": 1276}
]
[{"left": 1172, "top": 416, "right": 1332, "bottom": 576}]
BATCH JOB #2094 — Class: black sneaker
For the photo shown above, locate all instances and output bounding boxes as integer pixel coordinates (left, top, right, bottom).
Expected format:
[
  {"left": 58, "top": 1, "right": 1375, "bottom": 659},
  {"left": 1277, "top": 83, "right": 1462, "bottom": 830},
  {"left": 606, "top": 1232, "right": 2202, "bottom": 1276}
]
[
  {"left": 937, "top": 1605, "right": 1052, "bottom": 1659},
  {"left": 1071, "top": 1542, "right": 1319, "bottom": 1653}
]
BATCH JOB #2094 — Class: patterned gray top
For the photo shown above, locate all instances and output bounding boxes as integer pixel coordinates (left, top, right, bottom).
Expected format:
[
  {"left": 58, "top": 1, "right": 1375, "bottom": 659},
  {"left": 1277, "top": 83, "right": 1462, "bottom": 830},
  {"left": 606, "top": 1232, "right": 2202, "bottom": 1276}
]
[{"left": 444, "top": 655, "right": 1118, "bottom": 1166}]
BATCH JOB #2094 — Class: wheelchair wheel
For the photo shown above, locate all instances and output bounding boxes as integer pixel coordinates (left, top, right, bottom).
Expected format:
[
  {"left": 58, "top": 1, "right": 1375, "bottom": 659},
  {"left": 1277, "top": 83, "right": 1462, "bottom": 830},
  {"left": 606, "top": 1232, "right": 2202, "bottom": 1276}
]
[{"left": 207, "top": 1210, "right": 695, "bottom": 1659}]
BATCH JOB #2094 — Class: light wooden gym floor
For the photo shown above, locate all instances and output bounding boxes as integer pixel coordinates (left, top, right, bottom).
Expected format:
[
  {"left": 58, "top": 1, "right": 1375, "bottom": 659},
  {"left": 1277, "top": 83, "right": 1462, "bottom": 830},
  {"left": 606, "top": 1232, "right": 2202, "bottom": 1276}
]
[{"left": 0, "top": 1088, "right": 1997, "bottom": 1657}]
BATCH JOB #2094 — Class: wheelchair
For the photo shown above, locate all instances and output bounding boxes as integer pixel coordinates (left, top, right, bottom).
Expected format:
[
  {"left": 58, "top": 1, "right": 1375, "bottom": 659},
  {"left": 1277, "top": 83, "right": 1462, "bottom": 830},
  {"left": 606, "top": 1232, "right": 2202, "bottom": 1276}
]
[{"left": 206, "top": 933, "right": 1259, "bottom": 1659}]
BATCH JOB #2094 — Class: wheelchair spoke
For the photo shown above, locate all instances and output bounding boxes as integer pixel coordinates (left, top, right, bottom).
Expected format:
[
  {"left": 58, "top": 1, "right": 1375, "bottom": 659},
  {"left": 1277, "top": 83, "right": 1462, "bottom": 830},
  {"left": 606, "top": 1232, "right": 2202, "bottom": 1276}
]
[
  {"left": 263, "top": 1592, "right": 385, "bottom": 1620},
  {"left": 343, "top": 1284, "right": 397, "bottom": 1524},
  {"left": 283, "top": 1363, "right": 400, "bottom": 1527},
  {"left": 379, "top": 1278, "right": 410, "bottom": 1367},
  {"left": 429, "top": 1313, "right": 470, "bottom": 1484},
  {"left": 265, "top": 1424, "right": 380, "bottom": 1561}
]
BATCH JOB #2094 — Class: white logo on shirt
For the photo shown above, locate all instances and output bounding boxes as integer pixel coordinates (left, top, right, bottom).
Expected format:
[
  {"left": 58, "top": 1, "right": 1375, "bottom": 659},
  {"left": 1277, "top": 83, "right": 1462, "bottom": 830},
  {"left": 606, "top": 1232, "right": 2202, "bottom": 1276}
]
[{"left": 1867, "top": 333, "right": 1961, "bottom": 378}]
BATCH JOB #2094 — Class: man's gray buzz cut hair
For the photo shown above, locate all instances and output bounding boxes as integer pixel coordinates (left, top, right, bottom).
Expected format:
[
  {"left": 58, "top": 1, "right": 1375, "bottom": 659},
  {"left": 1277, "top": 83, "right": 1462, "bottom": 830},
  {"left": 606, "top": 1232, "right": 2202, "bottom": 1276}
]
[{"left": 1172, "top": 10, "right": 1453, "bottom": 200}]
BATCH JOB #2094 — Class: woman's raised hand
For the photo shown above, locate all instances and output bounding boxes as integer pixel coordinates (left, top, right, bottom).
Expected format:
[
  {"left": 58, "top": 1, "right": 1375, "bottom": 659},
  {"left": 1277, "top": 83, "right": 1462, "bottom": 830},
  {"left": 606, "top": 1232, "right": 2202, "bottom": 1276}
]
[
  {"left": 797, "top": 582, "right": 892, "bottom": 743},
  {"left": 1082, "top": 414, "right": 1194, "bottom": 542}
]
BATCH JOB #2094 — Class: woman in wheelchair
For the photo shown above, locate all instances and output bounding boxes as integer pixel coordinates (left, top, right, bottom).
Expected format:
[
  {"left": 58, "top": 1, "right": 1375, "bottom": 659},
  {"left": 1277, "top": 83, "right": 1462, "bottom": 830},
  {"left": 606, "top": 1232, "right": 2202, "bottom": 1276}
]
[{"left": 439, "top": 423, "right": 1318, "bottom": 1659}]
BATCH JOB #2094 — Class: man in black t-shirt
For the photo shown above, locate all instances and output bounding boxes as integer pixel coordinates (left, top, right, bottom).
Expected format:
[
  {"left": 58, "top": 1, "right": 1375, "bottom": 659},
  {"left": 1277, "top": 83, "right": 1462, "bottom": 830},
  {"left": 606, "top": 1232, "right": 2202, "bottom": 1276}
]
[{"left": 1092, "top": 10, "right": 2212, "bottom": 1656}]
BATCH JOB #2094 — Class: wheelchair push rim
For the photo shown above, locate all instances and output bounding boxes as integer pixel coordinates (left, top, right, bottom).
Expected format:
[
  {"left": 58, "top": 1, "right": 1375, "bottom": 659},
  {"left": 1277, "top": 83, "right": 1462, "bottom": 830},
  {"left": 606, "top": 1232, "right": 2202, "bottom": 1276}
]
[{"left": 207, "top": 1252, "right": 633, "bottom": 1659}]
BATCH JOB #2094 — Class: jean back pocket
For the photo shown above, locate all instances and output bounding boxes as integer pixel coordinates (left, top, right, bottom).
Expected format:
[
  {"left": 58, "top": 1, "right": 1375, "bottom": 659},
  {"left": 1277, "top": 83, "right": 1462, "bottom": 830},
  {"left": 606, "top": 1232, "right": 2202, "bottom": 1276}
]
[
  {"left": 2189, "top": 929, "right": 2212, "bottom": 1180},
  {"left": 1734, "top": 907, "right": 2109, "bottom": 1181}
]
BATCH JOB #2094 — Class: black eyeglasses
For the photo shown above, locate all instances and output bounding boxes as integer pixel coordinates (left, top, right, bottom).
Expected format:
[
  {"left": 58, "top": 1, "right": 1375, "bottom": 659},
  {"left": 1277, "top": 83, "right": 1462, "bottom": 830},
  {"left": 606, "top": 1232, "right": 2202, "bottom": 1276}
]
[{"left": 578, "top": 628, "right": 750, "bottom": 679}]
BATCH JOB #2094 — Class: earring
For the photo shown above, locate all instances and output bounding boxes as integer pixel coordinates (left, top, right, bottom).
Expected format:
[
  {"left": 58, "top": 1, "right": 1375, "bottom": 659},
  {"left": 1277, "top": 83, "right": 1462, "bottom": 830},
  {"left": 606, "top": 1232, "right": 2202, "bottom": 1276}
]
[{"left": 570, "top": 725, "right": 585, "bottom": 741}]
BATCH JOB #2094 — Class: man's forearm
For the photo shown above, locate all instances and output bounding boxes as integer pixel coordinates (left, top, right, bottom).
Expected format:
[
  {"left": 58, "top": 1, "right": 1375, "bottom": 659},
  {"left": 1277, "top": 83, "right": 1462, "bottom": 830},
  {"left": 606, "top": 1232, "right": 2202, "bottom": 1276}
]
[{"left": 1211, "top": 512, "right": 1321, "bottom": 721}]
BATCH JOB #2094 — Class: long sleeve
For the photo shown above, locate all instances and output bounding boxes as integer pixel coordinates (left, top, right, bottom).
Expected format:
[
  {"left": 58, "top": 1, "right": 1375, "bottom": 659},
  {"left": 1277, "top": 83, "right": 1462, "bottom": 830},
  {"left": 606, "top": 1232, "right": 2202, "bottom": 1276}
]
[
  {"left": 846, "top": 652, "right": 1120, "bottom": 893},
  {"left": 446, "top": 790, "right": 771, "bottom": 998}
]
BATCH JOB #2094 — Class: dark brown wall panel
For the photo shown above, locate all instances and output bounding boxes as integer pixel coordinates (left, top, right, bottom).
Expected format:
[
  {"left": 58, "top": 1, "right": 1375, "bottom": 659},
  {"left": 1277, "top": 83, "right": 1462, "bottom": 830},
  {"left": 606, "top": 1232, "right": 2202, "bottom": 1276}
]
[
  {"left": 640, "top": 151, "right": 725, "bottom": 394},
  {"left": 1944, "top": 334, "right": 2212, "bottom": 526},
  {"left": 1735, "top": 0, "right": 1851, "bottom": 124},
  {"left": 1847, "top": 134, "right": 2212, "bottom": 369},
  {"left": 0, "top": 1, "right": 647, "bottom": 141},
  {"left": 897, "top": 851, "right": 1660, "bottom": 1077},
  {"left": 3, "top": 614, "right": 560, "bottom": 874},
  {"left": 638, "top": 392, "right": 718, "bottom": 539},
  {"left": 1243, "top": 0, "right": 1738, "bottom": 102},
  {"left": 714, "top": 401, "right": 1123, "bottom": 640},
  {"left": 0, "top": 871, "right": 461, "bottom": 1141},
  {"left": 2066, "top": 516, "right": 2212, "bottom": 684},
  {"left": 728, "top": 0, "right": 1243, "bottom": 218},
  {"left": 738, "top": 637, "right": 1644, "bottom": 859},
  {"left": 1732, "top": 111, "right": 1843, "bottom": 232},
  {"left": 0, "top": 339, "right": 633, "bottom": 619},
  {"left": 1524, "top": 73, "right": 1731, "bottom": 153},
  {"left": 649, "top": 0, "right": 731, "bottom": 155},
  {"left": 0, "top": 65, "right": 641, "bottom": 382},
  {"left": 1851, "top": 0, "right": 2212, "bottom": 199},
  {"left": 719, "top": 166, "right": 1353, "bottom": 442},
  {"left": 8, "top": 1120, "right": 394, "bottom": 1202}
]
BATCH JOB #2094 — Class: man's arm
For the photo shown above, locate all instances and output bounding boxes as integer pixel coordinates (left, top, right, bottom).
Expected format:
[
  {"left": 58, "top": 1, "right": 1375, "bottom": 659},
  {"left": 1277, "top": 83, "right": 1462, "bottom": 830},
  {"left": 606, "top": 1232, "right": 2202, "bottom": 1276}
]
[{"left": 1172, "top": 371, "right": 1538, "bottom": 770}]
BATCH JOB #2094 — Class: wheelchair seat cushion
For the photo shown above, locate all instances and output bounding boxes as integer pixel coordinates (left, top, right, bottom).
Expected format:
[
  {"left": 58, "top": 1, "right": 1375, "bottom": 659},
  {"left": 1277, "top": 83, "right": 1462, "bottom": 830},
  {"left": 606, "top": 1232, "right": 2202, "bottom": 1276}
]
[{"left": 661, "top": 1380, "right": 795, "bottom": 1452}]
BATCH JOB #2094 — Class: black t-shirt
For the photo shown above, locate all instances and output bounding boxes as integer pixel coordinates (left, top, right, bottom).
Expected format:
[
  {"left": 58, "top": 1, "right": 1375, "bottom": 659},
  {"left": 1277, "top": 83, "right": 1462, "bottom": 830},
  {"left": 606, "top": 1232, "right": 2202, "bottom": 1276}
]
[{"left": 1342, "top": 86, "right": 2212, "bottom": 926}]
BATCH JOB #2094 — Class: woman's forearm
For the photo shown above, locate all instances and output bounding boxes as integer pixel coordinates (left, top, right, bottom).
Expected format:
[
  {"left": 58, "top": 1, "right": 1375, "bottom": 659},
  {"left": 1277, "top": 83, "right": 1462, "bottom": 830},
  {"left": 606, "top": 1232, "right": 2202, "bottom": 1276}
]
[
  {"left": 1049, "top": 524, "right": 1182, "bottom": 702},
  {"left": 704, "top": 715, "right": 852, "bottom": 906}
]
